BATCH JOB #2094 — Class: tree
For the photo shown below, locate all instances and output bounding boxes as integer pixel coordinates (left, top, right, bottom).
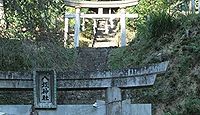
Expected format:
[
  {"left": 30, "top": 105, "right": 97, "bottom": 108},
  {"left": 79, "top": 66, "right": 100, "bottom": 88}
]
[{"left": 2, "top": 0, "right": 67, "bottom": 42}]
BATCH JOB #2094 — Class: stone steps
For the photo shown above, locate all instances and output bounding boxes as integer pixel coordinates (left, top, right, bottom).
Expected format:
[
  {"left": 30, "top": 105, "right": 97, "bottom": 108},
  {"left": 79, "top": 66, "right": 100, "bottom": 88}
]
[{"left": 72, "top": 47, "right": 114, "bottom": 71}]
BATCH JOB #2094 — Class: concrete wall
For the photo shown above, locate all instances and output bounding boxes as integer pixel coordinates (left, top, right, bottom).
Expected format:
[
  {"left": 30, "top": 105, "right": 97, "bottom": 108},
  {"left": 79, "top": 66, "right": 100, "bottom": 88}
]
[{"left": 0, "top": 104, "right": 151, "bottom": 115}]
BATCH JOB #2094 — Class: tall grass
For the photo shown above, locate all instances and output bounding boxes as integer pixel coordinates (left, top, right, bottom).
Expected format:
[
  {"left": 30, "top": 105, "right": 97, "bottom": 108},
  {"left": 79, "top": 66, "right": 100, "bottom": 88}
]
[{"left": 0, "top": 38, "right": 75, "bottom": 71}]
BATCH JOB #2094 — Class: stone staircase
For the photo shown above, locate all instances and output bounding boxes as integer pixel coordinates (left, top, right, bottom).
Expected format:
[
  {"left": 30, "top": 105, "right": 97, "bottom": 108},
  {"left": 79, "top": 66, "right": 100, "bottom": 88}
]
[
  {"left": 89, "top": 19, "right": 119, "bottom": 47},
  {"left": 73, "top": 47, "right": 114, "bottom": 71},
  {"left": 58, "top": 47, "right": 115, "bottom": 104}
]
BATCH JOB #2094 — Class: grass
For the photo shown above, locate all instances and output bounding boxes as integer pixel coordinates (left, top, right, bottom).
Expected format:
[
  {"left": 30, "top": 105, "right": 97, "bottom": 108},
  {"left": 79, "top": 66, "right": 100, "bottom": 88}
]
[
  {"left": 108, "top": 14, "right": 200, "bottom": 114},
  {"left": 0, "top": 38, "right": 76, "bottom": 71}
]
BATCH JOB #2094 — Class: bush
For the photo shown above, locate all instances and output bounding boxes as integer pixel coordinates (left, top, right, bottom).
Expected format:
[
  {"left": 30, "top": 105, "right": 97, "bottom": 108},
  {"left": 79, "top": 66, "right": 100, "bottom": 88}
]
[
  {"left": 182, "top": 98, "right": 200, "bottom": 115},
  {"left": 137, "top": 11, "right": 177, "bottom": 39},
  {"left": 0, "top": 39, "right": 75, "bottom": 71}
]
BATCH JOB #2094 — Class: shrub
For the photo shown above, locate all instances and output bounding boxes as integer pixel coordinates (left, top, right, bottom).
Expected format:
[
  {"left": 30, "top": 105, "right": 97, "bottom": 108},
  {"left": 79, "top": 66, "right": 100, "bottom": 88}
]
[
  {"left": 137, "top": 11, "right": 177, "bottom": 39},
  {"left": 182, "top": 98, "right": 200, "bottom": 115}
]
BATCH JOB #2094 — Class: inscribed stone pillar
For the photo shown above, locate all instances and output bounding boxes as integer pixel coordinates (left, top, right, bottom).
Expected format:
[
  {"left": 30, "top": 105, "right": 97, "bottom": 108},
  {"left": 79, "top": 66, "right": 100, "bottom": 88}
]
[
  {"left": 33, "top": 70, "right": 57, "bottom": 109},
  {"left": 74, "top": 7, "right": 80, "bottom": 47},
  {"left": 120, "top": 8, "right": 126, "bottom": 47},
  {"left": 106, "top": 87, "right": 122, "bottom": 115}
]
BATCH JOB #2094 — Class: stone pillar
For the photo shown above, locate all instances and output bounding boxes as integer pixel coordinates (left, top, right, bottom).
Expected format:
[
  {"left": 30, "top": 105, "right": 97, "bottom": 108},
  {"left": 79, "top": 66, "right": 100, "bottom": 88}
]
[
  {"left": 74, "top": 7, "right": 80, "bottom": 48},
  {"left": 105, "top": 19, "right": 109, "bottom": 34},
  {"left": 0, "top": 0, "right": 3, "bottom": 19},
  {"left": 191, "top": 0, "right": 195, "bottom": 14},
  {"left": 199, "top": 0, "right": 200, "bottom": 14},
  {"left": 98, "top": 8, "right": 103, "bottom": 14},
  {"left": 0, "top": 0, "right": 5, "bottom": 28},
  {"left": 64, "top": 13, "right": 69, "bottom": 47},
  {"left": 106, "top": 87, "right": 122, "bottom": 115},
  {"left": 120, "top": 8, "right": 126, "bottom": 47},
  {"left": 109, "top": 8, "right": 112, "bottom": 14},
  {"left": 81, "top": 17, "right": 85, "bottom": 31},
  {"left": 93, "top": 19, "right": 97, "bottom": 35}
]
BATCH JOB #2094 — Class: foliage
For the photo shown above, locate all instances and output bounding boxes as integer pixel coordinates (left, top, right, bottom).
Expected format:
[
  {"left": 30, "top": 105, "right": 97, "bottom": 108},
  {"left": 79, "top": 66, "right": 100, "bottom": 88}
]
[
  {"left": 80, "top": 18, "right": 94, "bottom": 39},
  {"left": 138, "top": 11, "right": 177, "bottom": 39},
  {"left": 0, "top": 38, "right": 75, "bottom": 71},
  {"left": 0, "top": 0, "right": 81, "bottom": 71},
  {"left": 127, "top": 0, "right": 170, "bottom": 28},
  {"left": 108, "top": 14, "right": 200, "bottom": 114},
  {"left": 129, "top": 0, "right": 169, "bottom": 16},
  {"left": 183, "top": 98, "right": 200, "bottom": 115},
  {"left": 2, "top": 0, "right": 67, "bottom": 42},
  {"left": 164, "top": 98, "right": 200, "bottom": 115}
]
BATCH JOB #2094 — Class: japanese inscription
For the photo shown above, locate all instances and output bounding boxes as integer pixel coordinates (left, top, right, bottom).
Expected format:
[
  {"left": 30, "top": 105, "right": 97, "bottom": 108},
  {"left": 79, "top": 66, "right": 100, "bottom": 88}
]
[
  {"left": 40, "top": 76, "right": 51, "bottom": 102},
  {"left": 33, "top": 70, "right": 57, "bottom": 109}
]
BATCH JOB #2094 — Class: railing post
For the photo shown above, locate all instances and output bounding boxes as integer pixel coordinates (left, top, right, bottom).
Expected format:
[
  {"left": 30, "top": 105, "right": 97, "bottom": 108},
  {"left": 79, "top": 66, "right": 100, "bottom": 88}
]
[
  {"left": 74, "top": 7, "right": 80, "bottom": 48},
  {"left": 120, "top": 7, "right": 126, "bottom": 47}
]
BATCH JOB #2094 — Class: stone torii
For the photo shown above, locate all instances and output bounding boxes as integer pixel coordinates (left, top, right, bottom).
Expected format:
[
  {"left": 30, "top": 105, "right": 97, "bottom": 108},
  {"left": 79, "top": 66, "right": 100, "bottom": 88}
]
[
  {"left": 64, "top": 0, "right": 138, "bottom": 47},
  {"left": 0, "top": 61, "right": 169, "bottom": 115}
]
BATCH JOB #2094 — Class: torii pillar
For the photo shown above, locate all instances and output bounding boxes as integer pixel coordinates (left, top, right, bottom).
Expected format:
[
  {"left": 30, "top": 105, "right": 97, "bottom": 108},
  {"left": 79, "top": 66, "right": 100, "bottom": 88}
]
[
  {"left": 120, "top": 7, "right": 126, "bottom": 47},
  {"left": 74, "top": 7, "right": 80, "bottom": 48}
]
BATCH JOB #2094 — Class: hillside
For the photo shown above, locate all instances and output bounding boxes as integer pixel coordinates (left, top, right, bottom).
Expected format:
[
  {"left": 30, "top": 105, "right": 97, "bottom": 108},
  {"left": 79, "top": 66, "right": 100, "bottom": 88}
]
[
  {"left": 108, "top": 14, "right": 200, "bottom": 115},
  {"left": 1, "top": 11, "right": 200, "bottom": 115}
]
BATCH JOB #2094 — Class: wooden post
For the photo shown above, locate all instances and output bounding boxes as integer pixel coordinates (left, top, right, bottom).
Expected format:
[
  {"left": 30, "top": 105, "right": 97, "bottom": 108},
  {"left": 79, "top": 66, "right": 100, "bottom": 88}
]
[
  {"left": 74, "top": 7, "right": 80, "bottom": 48},
  {"left": 64, "top": 14, "right": 69, "bottom": 48},
  {"left": 120, "top": 8, "right": 126, "bottom": 47},
  {"left": 106, "top": 87, "right": 122, "bottom": 115}
]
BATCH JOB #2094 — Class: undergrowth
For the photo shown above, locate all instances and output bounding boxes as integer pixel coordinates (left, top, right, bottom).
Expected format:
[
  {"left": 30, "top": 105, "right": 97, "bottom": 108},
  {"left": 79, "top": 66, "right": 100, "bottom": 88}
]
[
  {"left": 108, "top": 14, "right": 200, "bottom": 114},
  {"left": 0, "top": 38, "right": 75, "bottom": 71}
]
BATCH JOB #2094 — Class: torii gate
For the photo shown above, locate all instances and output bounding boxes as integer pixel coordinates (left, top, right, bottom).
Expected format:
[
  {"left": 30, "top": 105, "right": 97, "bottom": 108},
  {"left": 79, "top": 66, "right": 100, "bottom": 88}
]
[
  {"left": 64, "top": 0, "right": 138, "bottom": 47},
  {"left": 0, "top": 61, "right": 169, "bottom": 115}
]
